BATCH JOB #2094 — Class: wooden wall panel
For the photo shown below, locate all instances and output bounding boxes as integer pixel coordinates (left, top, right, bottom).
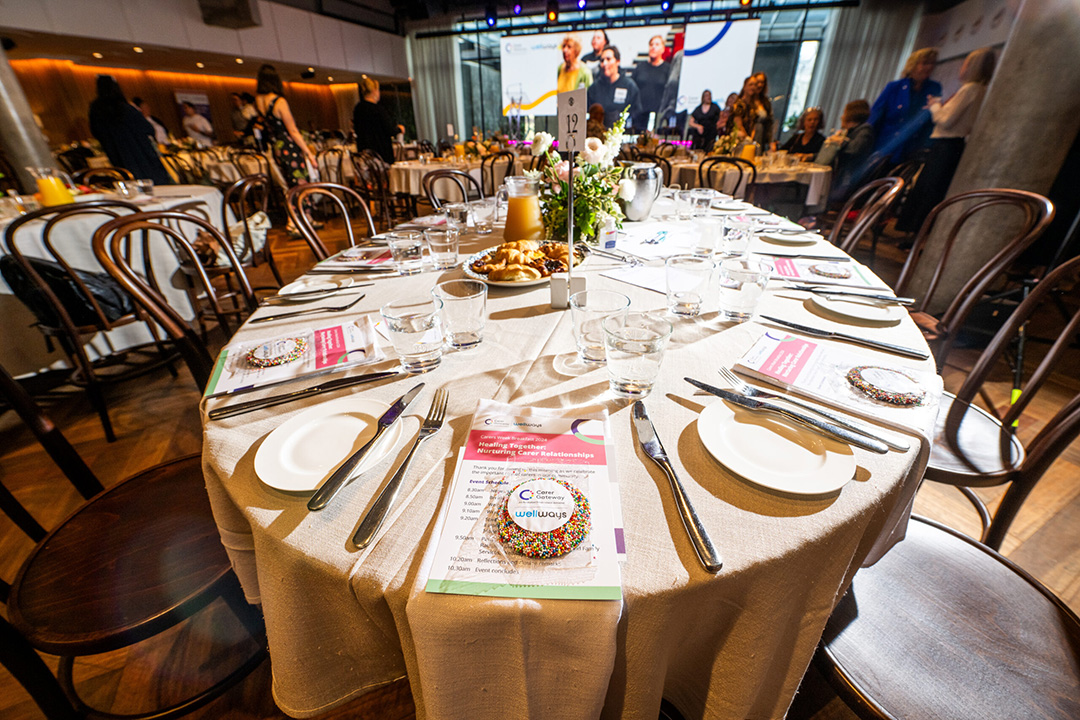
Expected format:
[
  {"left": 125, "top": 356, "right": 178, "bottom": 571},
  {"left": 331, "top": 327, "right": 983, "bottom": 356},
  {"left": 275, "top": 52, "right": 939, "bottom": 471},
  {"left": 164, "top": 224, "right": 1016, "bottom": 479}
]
[{"left": 10, "top": 59, "right": 344, "bottom": 147}]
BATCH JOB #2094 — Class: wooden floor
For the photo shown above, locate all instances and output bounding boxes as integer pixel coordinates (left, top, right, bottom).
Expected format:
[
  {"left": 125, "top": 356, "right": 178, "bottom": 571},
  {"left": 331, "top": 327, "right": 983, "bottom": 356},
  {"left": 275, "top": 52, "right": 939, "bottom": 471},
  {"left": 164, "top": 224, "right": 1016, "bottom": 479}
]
[{"left": 1, "top": 222, "right": 1077, "bottom": 720}]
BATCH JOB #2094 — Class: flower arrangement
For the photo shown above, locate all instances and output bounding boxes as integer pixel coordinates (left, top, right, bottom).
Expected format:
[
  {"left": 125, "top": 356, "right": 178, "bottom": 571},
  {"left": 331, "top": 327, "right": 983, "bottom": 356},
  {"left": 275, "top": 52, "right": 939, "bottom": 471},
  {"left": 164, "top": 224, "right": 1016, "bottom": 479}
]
[
  {"left": 526, "top": 109, "right": 629, "bottom": 245},
  {"left": 712, "top": 132, "right": 739, "bottom": 156},
  {"left": 463, "top": 140, "right": 483, "bottom": 158}
]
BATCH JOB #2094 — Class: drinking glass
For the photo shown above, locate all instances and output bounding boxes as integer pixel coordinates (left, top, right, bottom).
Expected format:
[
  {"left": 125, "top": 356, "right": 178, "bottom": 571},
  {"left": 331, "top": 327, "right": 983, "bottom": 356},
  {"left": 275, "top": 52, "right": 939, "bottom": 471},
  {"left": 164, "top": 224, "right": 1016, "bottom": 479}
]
[
  {"left": 603, "top": 312, "right": 674, "bottom": 398},
  {"left": 718, "top": 258, "right": 772, "bottom": 322},
  {"left": 690, "top": 188, "right": 716, "bottom": 217},
  {"left": 675, "top": 190, "right": 694, "bottom": 221},
  {"left": 443, "top": 202, "right": 470, "bottom": 232},
  {"left": 381, "top": 297, "right": 444, "bottom": 372},
  {"left": 114, "top": 180, "right": 135, "bottom": 200},
  {"left": 470, "top": 198, "right": 496, "bottom": 234},
  {"left": 387, "top": 231, "right": 425, "bottom": 275},
  {"left": 693, "top": 217, "right": 723, "bottom": 258},
  {"left": 569, "top": 290, "right": 631, "bottom": 365},
  {"left": 424, "top": 227, "right": 459, "bottom": 270},
  {"left": 665, "top": 255, "right": 713, "bottom": 317},
  {"left": 135, "top": 178, "right": 154, "bottom": 196},
  {"left": 720, "top": 216, "right": 753, "bottom": 259},
  {"left": 432, "top": 280, "right": 487, "bottom": 349}
]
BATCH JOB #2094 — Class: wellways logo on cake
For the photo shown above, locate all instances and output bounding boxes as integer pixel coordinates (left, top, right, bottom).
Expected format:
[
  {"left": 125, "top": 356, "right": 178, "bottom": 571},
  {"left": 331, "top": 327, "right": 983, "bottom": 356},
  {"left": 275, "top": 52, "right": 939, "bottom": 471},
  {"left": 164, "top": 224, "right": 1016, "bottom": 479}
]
[{"left": 465, "top": 416, "right": 606, "bottom": 465}]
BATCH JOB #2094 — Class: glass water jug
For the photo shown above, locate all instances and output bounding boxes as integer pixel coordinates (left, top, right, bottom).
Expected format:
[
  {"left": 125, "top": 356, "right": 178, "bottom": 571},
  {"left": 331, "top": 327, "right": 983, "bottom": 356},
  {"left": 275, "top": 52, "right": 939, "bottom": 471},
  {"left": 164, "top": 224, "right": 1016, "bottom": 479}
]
[
  {"left": 498, "top": 176, "right": 544, "bottom": 241},
  {"left": 27, "top": 167, "right": 75, "bottom": 206}
]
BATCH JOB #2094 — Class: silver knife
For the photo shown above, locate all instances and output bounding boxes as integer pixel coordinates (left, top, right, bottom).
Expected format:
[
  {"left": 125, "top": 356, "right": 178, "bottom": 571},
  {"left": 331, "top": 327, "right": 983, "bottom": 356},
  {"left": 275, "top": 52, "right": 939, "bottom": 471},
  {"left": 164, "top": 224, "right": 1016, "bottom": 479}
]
[
  {"left": 306, "top": 266, "right": 399, "bottom": 275},
  {"left": 759, "top": 315, "right": 930, "bottom": 360},
  {"left": 632, "top": 401, "right": 723, "bottom": 573},
  {"left": 759, "top": 253, "right": 852, "bottom": 262},
  {"left": 308, "top": 382, "right": 424, "bottom": 511},
  {"left": 684, "top": 378, "right": 889, "bottom": 454},
  {"left": 782, "top": 286, "right": 915, "bottom": 305},
  {"left": 262, "top": 283, "right": 374, "bottom": 304},
  {"left": 207, "top": 369, "right": 402, "bottom": 421}
]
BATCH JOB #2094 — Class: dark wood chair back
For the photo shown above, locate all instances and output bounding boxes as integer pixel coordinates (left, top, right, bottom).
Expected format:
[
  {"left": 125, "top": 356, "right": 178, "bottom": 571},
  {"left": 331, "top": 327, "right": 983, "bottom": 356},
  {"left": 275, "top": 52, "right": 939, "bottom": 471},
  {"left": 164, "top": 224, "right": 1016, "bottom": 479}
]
[
  {"left": 229, "top": 148, "right": 271, "bottom": 179},
  {"left": 161, "top": 152, "right": 200, "bottom": 184},
  {"left": 72, "top": 166, "right": 135, "bottom": 189},
  {"left": 699, "top": 155, "right": 756, "bottom": 198},
  {"left": 221, "top": 174, "right": 282, "bottom": 286},
  {"left": 480, "top": 151, "right": 516, "bottom": 195},
  {"left": 827, "top": 176, "right": 905, "bottom": 254},
  {"left": 525, "top": 153, "right": 549, "bottom": 172},
  {"left": 92, "top": 210, "right": 255, "bottom": 365},
  {"left": 316, "top": 147, "right": 349, "bottom": 184},
  {"left": 349, "top": 152, "right": 411, "bottom": 230},
  {"left": 635, "top": 153, "right": 673, "bottom": 186},
  {"left": 422, "top": 169, "right": 483, "bottom": 210},
  {"left": 286, "top": 182, "right": 377, "bottom": 262},
  {"left": 895, "top": 188, "right": 1054, "bottom": 366},
  {"left": 418, "top": 139, "right": 437, "bottom": 155},
  {"left": 656, "top": 142, "right": 677, "bottom": 158}
]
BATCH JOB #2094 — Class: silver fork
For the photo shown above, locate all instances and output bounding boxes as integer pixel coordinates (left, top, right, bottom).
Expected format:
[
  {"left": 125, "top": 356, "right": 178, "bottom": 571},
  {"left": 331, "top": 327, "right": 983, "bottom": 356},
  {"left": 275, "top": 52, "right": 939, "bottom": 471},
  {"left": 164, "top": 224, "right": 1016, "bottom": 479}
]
[
  {"left": 250, "top": 295, "right": 364, "bottom": 324},
  {"left": 352, "top": 388, "right": 448, "bottom": 548},
  {"left": 717, "top": 368, "right": 910, "bottom": 452}
]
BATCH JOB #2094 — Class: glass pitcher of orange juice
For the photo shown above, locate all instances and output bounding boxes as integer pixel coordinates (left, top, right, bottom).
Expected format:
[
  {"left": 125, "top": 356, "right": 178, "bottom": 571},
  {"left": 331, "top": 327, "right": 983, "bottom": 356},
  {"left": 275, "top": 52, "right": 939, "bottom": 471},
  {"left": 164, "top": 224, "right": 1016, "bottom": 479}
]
[
  {"left": 499, "top": 176, "right": 544, "bottom": 241},
  {"left": 27, "top": 167, "right": 76, "bottom": 206}
]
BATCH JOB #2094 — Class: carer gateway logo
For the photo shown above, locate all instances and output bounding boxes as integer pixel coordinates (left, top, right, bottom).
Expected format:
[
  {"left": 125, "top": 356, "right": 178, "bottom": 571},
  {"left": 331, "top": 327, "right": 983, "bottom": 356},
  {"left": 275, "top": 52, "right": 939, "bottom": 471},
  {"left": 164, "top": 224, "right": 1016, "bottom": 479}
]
[
  {"left": 484, "top": 417, "right": 542, "bottom": 428},
  {"left": 504, "top": 40, "right": 560, "bottom": 54}
]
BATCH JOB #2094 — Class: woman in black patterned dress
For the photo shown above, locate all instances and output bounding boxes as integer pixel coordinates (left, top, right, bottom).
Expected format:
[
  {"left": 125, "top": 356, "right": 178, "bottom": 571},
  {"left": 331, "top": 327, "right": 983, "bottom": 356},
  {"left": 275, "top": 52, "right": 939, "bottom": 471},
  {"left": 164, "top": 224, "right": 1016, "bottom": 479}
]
[{"left": 255, "top": 64, "right": 316, "bottom": 188}]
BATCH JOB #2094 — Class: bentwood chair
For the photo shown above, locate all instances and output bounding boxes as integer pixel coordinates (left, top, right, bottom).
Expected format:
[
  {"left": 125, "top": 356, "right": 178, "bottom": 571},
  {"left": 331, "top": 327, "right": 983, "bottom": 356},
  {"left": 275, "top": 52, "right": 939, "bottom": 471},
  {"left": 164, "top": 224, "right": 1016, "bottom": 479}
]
[
  {"left": 422, "top": 169, "right": 483, "bottom": 210},
  {"left": 636, "top": 153, "right": 673, "bottom": 186},
  {"left": 0, "top": 200, "right": 178, "bottom": 442},
  {"left": 813, "top": 257, "right": 1080, "bottom": 720},
  {"left": 286, "top": 182, "right": 377, "bottom": 262},
  {"left": 72, "top": 166, "right": 134, "bottom": 189},
  {"left": 221, "top": 173, "right": 284, "bottom": 288},
  {"left": 825, "top": 177, "right": 905, "bottom": 256},
  {"left": 95, "top": 211, "right": 259, "bottom": 338},
  {"left": 656, "top": 141, "right": 677, "bottom": 158},
  {"left": 698, "top": 156, "right": 756, "bottom": 199},
  {"left": 1, "top": 355, "right": 266, "bottom": 720},
  {"left": 894, "top": 189, "right": 1054, "bottom": 370},
  {"left": 480, "top": 151, "right": 516, "bottom": 196},
  {"left": 316, "top": 147, "right": 349, "bottom": 184},
  {"left": 350, "top": 152, "right": 414, "bottom": 230},
  {"left": 418, "top": 139, "right": 437, "bottom": 156},
  {"left": 160, "top": 152, "right": 200, "bottom": 184}
]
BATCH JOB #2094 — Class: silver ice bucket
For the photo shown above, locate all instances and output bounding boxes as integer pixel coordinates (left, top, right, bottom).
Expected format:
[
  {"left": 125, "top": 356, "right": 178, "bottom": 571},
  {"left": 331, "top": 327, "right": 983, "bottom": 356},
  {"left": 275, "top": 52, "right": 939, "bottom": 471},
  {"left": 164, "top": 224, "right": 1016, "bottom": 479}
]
[{"left": 619, "top": 162, "right": 662, "bottom": 222}]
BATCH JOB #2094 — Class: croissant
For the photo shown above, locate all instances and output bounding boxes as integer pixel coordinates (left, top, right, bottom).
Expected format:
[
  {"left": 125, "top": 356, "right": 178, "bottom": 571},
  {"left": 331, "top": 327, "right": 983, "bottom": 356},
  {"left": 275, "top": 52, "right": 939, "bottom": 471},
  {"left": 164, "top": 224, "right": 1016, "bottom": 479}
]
[{"left": 488, "top": 264, "right": 542, "bottom": 282}]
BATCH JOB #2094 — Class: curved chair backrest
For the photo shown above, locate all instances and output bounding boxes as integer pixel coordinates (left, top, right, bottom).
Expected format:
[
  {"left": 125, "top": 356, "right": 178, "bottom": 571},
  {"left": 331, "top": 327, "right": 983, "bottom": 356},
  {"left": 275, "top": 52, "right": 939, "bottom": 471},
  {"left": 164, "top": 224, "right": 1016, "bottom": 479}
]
[
  {"left": 230, "top": 149, "right": 271, "bottom": 179},
  {"left": 635, "top": 153, "right": 673, "bottom": 186},
  {"left": 286, "top": 182, "right": 377, "bottom": 262},
  {"left": 480, "top": 151, "right": 516, "bottom": 195},
  {"left": 942, "top": 254, "right": 1080, "bottom": 549},
  {"left": 222, "top": 174, "right": 271, "bottom": 265},
  {"left": 72, "top": 167, "right": 135, "bottom": 188},
  {"left": 92, "top": 211, "right": 255, "bottom": 370},
  {"left": 525, "top": 153, "right": 549, "bottom": 173},
  {"left": 895, "top": 188, "right": 1054, "bottom": 364},
  {"left": 418, "top": 139, "right": 437, "bottom": 155},
  {"left": 698, "top": 156, "right": 756, "bottom": 196},
  {"left": 422, "top": 169, "right": 482, "bottom": 210},
  {"left": 437, "top": 138, "right": 455, "bottom": 156},
  {"left": 656, "top": 142, "right": 677, "bottom": 158},
  {"left": 317, "top": 148, "right": 349, "bottom": 184},
  {"left": 827, "top": 176, "right": 905, "bottom": 254},
  {"left": 160, "top": 153, "right": 200, "bottom": 184}
]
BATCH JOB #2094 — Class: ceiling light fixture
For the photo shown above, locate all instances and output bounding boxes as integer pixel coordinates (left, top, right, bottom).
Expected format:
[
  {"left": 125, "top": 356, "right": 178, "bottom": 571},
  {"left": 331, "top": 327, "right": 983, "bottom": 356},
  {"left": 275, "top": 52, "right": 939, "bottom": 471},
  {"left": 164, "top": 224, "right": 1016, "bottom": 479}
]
[
  {"left": 132, "top": 46, "right": 144, "bottom": 53},
  {"left": 235, "top": 57, "right": 243, "bottom": 64},
  {"left": 547, "top": 0, "right": 558, "bottom": 23},
  {"left": 660, "top": 0, "right": 672, "bottom": 13},
  {"left": 196, "top": 62, "right": 205, "bottom": 68},
  {"left": 484, "top": 2, "right": 497, "bottom": 27},
  {"left": 513, "top": 3, "right": 522, "bottom": 15},
  {"left": 327, "top": 76, "right": 334, "bottom": 82},
  {"left": 740, "top": 0, "right": 752, "bottom": 5},
  {"left": 92, "top": 52, "right": 103, "bottom": 59},
  {"left": 577, "top": 0, "right": 586, "bottom": 9}
]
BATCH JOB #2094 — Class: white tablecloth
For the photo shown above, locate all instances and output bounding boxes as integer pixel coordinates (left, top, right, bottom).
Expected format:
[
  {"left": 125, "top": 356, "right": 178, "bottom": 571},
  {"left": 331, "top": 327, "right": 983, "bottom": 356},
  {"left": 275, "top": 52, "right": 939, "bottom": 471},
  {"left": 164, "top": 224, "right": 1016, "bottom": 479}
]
[
  {"left": 0, "top": 185, "right": 227, "bottom": 375},
  {"left": 672, "top": 162, "right": 832, "bottom": 211},
  {"left": 200, "top": 213, "right": 940, "bottom": 719},
  {"left": 389, "top": 159, "right": 511, "bottom": 199}
]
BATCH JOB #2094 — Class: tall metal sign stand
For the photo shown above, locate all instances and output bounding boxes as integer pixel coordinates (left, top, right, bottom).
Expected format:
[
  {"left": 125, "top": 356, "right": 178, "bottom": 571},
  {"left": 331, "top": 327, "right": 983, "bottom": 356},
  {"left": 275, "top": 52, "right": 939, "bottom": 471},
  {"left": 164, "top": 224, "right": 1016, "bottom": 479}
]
[{"left": 552, "top": 88, "right": 587, "bottom": 309}]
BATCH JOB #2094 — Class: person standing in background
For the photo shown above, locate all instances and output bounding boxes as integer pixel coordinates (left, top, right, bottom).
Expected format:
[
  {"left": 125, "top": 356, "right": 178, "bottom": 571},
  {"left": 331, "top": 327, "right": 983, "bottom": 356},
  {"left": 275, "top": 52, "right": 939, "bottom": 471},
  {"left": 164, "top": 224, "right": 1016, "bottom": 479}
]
[
  {"left": 728, "top": 73, "right": 774, "bottom": 148},
  {"left": 869, "top": 47, "right": 941, "bottom": 163},
  {"left": 88, "top": 76, "right": 172, "bottom": 185},
  {"left": 632, "top": 35, "right": 670, "bottom": 131},
  {"left": 181, "top": 102, "right": 215, "bottom": 146},
  {"left": 586, "top": 46, "right": 640, "bottom": 129},
  {"left": 686, "top": 90, "right": 721, "bottom": 150},
  {"left": 581, "top": 29, "right": 609, "bottom": 80},
  {"left": 255, "top": 64, "right": 316, "bottom": 187},
  {"left": 896, "top": 47, "right": 996, "bottom": 233},
  {"left": 230, "top": 93, "right": 248, "bottom": 138},
  {"left": 556, "top": 36, "right": 592, "bottom": 92},
  {"left": 353, "top": 77, "right": 402, "bottom": 165},
  {"left": 132, "top": 97, "right": 169, "bottom": 145}
]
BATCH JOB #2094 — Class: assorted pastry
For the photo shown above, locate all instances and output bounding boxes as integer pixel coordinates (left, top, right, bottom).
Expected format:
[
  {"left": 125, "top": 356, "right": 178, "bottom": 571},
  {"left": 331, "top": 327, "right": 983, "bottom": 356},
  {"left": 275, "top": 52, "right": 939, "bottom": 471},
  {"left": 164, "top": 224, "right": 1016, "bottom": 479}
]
[{"left": 468, "top": 240, "right": 580, "bottom": 282}]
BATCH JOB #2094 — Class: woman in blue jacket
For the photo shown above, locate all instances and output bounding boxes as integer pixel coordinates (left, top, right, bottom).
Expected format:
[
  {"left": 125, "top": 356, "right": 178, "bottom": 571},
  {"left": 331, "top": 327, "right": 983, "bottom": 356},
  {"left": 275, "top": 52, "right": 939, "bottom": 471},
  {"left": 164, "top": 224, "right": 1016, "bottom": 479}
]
[{"left": 869, "top": 48, "right": 941, "bottom": 164}]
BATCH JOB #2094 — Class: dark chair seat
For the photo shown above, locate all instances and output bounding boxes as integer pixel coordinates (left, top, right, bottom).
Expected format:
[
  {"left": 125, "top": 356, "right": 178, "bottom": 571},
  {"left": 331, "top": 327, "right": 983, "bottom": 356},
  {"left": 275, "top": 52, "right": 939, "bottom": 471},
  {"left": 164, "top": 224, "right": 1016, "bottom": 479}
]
[
  {"left": 817, "top": 516, "right": 1080, "bottom": 720},
  {"left": 927, "top": 392, "right": 1024, "bottom": 481},
  {"left": 10, "top": 454, "right": 233, "bottom": 655}
]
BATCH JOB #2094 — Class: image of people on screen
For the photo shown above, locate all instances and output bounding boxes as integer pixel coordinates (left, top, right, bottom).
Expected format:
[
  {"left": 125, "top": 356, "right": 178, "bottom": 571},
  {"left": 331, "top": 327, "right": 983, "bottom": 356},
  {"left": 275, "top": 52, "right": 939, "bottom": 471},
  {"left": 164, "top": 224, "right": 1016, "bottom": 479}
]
[
  {"left": 557, "top": 36, "right": 592, "bottom": 92},
  {"left": 632, "top": 35, "right": 670, "bottom": 131},
  {"left": 587, "top": 46, "right": 640, "bottom": 129}
]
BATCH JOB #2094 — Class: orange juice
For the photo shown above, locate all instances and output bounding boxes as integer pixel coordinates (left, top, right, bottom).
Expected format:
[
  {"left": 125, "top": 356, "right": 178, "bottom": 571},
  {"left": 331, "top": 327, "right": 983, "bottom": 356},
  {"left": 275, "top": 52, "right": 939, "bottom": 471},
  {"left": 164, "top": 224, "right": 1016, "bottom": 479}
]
[
  {"left": 36, "top": 176, "right": 74, "bottom": 206},
  {"left": 454, "top": 143, "right": 465, "bottom": 158},
  {"left": 503, "top": 195, "right": 544, "bottom": 240},
  {"left": 740, "top": 143, "right": 757, "bottom": 161}
]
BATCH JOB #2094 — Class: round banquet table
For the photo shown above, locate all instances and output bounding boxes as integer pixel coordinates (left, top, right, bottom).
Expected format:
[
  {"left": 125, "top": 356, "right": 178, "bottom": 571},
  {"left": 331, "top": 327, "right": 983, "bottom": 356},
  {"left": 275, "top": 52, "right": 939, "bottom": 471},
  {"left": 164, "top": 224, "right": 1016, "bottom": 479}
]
[
  {"left": 672, "top": 161, "right": 832, "bottom": 211},
  {"left": 200, "top": 210, "right": 941, "bottom": 719},
  {"left": 389, "top": 158, "right": 512, "bottom": 199}
]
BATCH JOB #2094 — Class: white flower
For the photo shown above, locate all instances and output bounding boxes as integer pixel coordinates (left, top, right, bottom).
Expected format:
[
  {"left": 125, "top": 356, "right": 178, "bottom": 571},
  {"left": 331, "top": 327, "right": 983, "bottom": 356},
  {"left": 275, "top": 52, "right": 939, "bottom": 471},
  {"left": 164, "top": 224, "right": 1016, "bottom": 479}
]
[
  {"left": 580, "top": 137, "right": 605, "bottom": 165},
  {"left": 531, "top": 132, "right": 554, "bottom": 156},
  {"left": 618, "top": 178, "right": 636, "bottom": 201}
]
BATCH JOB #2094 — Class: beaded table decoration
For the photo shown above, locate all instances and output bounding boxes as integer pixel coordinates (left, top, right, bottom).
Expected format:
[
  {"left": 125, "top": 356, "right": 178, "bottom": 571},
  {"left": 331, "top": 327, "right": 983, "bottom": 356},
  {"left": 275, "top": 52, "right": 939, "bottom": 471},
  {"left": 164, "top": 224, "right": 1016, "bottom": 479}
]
[
  {"left": 809, "top": 262, "right": 852, "bottom": 279},
  {"left": 846, "top": 365, "right": 926, "bottom": 406},
  {"left": 246, "top": 337, "right": 309, "bottom": 369},
  {"left": 497, "top": 477, "right": 591, "bottom": 559}
]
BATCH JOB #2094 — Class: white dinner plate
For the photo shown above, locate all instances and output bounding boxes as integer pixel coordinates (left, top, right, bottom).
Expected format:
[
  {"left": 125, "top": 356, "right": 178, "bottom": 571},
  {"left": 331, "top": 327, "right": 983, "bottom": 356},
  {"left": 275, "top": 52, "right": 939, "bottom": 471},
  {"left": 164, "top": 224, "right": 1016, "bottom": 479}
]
[
  {"left": 254, "top": 396, "right": 404, "bottom": 492},
  {"left": 715, "top": 201, "right": 755, "bottom": 212},
  {"left": 463, "top": 244, "right": 586, "bottom": 288},
  {"left": 759, "top": 232, "right": 820, "bottom": 246},
  {"left": 277, "top": 277, "right": 354, "bottom": 300},
  {"left": 809, "top": 293, "right": 905, "bottom": 324},
  {"left": 697, "top": 398, "right": 856, "bottom": 495}
]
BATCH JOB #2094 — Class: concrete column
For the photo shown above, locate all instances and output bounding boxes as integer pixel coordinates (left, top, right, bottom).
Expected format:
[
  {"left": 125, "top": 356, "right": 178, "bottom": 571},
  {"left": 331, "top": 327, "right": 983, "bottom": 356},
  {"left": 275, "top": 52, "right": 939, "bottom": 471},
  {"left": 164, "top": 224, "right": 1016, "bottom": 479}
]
[
  {"left": 0, "top": 45, "right": 58, "bottom": 191},
  {"left": 907, "top": 0, "right": 1080, "bottom": 311}
]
